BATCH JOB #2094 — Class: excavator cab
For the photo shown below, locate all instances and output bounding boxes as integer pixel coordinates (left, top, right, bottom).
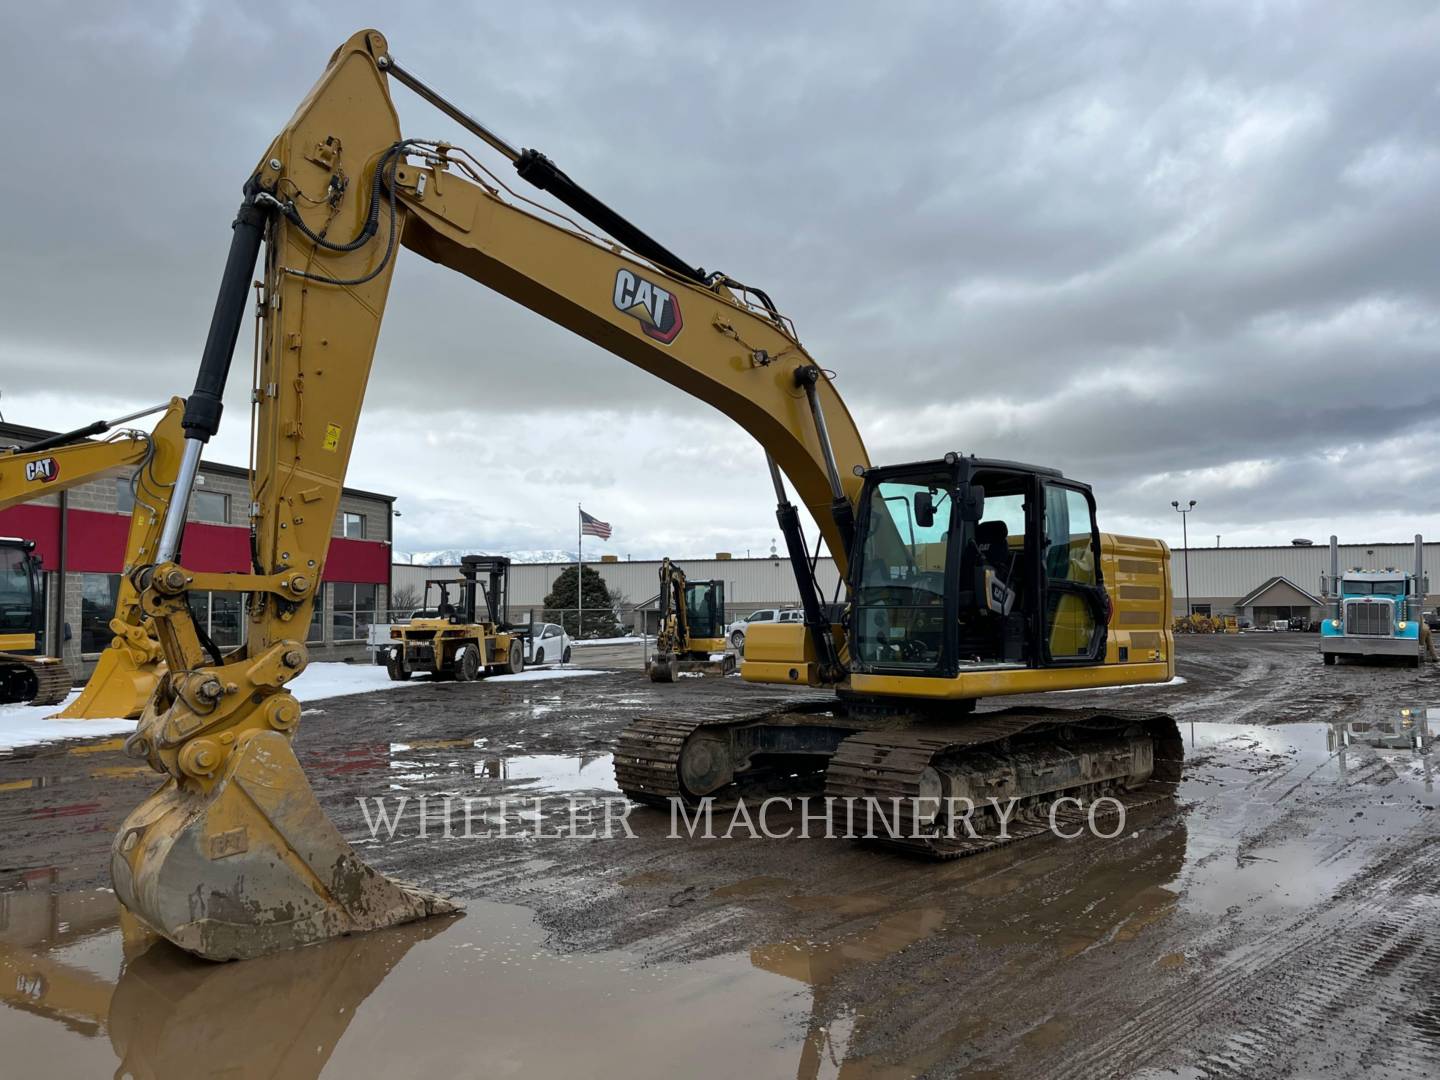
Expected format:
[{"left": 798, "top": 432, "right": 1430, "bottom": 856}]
[
  {"left": 0, "top": 538, "right": 43, "bottom": 649},
  {"left": 0, "top": 538, "right": 70, "bottom": 706},
  {"left": 848, "top": 455, "right": 1109, "bottom": 677}
]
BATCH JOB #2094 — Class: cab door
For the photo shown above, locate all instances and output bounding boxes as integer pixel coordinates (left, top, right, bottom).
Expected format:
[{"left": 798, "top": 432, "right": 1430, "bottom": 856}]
[{"left": 1039, "top": 482, "right": 1108, "bottom": 664}]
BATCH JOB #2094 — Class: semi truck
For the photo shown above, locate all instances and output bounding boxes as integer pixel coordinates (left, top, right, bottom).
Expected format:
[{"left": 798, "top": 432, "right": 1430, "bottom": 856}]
[{"left": 1319, "top": 534, "right": 1428, "bottom": 666}]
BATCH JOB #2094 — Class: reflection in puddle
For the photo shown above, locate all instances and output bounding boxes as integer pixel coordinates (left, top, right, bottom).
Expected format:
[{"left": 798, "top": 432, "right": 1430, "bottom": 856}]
[
  {"left": 386, "top": 744, "right": 618, "bottom": 794},
  {"left": 0, "top": 890, "right": 805, "bottom": 1080}
]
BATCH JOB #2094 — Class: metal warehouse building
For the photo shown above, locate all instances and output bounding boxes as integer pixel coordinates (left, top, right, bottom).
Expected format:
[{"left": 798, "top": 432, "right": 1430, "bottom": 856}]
[
  {"left": 1167, "top": 539, "right": 1436, "bottom": 625},
  {"left": 396, "top": 538, "right": 1438, "bottom": 631},
  {"left": 393, "top": 554, "right": 841, "bottom": 629}
]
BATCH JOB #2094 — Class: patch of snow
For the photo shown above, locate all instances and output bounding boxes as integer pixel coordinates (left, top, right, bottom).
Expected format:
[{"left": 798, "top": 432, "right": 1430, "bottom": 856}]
[
  {"left": 571, "top": 636, "right": 646, "bottom": 647},
  {"left": 488, "top": 668, "right": 612, "bottom": 684},
  {"left": 0, "top": 661, "right": 614, "bottom": 753},
  {"left": 0, "top": 662, "right": 422, "bottom": 754},
  {"left": 0, "top": 692, "right": 133, "bottom": 752},
  {"left": 285, "top": 661, "right": 424, "bottom": 702}
]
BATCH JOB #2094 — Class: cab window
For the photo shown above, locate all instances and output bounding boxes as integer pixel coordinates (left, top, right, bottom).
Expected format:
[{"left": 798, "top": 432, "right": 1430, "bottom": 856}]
[{"left": 1042, "top": 483, "right": 1103, "bottom": 661}]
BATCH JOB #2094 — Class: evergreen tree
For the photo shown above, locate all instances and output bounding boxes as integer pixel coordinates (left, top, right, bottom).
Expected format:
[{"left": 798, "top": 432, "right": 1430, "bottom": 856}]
[{"left": 543, "top": 565, "right": 623, "bottom": 639}]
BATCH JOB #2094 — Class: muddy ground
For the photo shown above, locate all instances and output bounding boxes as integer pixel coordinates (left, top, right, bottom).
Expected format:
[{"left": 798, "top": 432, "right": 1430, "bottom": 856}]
[{"left": 3, "top": 634, "right": 1439, "bottom": 1078}]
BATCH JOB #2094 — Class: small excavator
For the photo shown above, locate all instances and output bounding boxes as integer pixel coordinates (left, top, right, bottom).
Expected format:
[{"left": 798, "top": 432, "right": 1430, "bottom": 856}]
[
  {"left": 384, "top": 555, "right": 525, "bottom": 680},
  {"left": 81, "top": 30, "right": 1178, "bottom": 961},
  {"left": 648, "top": 558, "right": 735, "bottom": 682},
  {"left": 0, "top": 399, "right": 185, "bottom": 714}
]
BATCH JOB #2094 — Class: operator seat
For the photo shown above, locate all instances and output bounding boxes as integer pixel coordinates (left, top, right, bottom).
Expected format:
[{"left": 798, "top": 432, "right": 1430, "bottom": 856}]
[
  {"left": 975, "top": 521, "right": 1014, "bottom": 583},
  {"left": 958, "top": 520, "right": 1025, "bottom": 663}
]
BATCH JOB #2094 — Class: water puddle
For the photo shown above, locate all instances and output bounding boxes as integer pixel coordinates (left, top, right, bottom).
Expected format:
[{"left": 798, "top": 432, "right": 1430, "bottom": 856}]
[
  {"left": 0, "top": 888, "right": 808, "bottom": 1080},
  {"left": 385, "top": 745, "right": 619, "bottom": 794},
  {"left": 1173, "top": 714, "right": 1437, "bottom": 921}
]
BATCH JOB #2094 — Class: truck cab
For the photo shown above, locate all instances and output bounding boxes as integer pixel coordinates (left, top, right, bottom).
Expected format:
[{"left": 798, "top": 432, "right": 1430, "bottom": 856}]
[{"left": 1320, "top": 567, "right": 1424, "bottom": 666}]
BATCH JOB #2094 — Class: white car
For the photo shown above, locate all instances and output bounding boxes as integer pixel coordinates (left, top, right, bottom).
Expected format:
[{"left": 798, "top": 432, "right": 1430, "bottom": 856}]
[
  {"left": 526, "top": 622, "right": 572, "bottom": 666},
  {"left": 727, "top": 608, "right": 803, "bottom": 651}
]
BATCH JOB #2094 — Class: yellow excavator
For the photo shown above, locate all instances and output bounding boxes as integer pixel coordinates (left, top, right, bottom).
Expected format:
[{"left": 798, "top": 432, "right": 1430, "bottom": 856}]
[
  {"left": 648, "top": 558, "right": 735, "bottom": 681},
  {"left": 0, "top": 399, "right": 185, "bottom": 715},
  {"left": 96, "top": 29, "right": 1178, "bottom": 961}
]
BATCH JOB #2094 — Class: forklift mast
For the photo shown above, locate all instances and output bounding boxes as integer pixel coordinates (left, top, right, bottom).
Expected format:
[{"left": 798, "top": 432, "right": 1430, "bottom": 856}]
[{"left": 461, "top": 555, "right": 513, "bottom": 627}]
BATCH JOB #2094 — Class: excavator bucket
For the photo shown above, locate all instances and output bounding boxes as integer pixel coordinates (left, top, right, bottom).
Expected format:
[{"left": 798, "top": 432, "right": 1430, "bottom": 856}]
[
  {"left": 50, "top": 647, "right": 160, "bottom": 721},
  {"left": 111, "top": 728, "right": 456, "bottom": 961}
]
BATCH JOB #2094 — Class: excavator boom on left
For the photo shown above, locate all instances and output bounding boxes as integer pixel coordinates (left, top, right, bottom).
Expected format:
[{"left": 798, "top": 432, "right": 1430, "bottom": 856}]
[{"left": 0, "top": 399, "right": 184, "bottom": 715}]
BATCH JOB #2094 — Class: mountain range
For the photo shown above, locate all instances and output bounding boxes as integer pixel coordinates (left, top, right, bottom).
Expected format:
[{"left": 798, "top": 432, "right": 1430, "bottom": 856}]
[{"left": 396, "top": 548, "right": 579, "bottom": 566}]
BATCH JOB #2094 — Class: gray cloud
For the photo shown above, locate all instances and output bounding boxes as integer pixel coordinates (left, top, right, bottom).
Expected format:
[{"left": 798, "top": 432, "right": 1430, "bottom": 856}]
[{"left": 2, "top": 0, "right": 1439, "bottom": 556}]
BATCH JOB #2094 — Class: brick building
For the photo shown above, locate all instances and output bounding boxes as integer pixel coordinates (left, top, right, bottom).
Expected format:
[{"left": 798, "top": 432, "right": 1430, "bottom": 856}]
[{"left": 1, "top": 418, "right": 394, "bottom": 675}]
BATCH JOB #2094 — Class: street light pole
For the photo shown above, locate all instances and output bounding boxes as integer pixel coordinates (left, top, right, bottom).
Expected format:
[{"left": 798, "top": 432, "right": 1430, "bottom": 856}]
[{"left": 1171, "top": 500, "right": 1196, "bottom": 616}]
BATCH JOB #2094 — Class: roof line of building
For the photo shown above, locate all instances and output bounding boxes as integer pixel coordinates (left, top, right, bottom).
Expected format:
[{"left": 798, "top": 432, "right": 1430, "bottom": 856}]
[{"left": 1235, "top": 575, "right": 1323, "bottom": 608}]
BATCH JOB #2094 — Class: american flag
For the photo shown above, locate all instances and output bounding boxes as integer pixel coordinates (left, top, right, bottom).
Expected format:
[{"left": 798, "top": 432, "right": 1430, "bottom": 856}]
[{"left": 580, "top": 508, "right": 612, "bottom": 540}]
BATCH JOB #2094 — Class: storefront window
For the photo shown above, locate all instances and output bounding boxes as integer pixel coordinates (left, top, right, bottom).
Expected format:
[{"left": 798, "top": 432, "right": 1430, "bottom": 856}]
[
  {"left": 187, "top": 590, "right": 246, "bottom": 649},
  {"left": 333, "top": 582, "right": 378, "bottom": 641},
  {"left": 81, "top": 574, "right": 121, "bottom": 654},
  {"left": 308, "top": 588, "right": 326, "bottom": 644},
  {"left": 189, "top": 489, "right": 228, "bottom": 524},
  {"left": 210, "top": 592, "right": 244, "bottom": 647}
]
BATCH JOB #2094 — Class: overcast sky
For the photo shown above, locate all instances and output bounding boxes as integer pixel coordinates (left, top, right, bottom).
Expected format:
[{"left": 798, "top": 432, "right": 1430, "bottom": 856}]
[{"left": 3, "top": 1, "right": 1438, "bottom": 559}]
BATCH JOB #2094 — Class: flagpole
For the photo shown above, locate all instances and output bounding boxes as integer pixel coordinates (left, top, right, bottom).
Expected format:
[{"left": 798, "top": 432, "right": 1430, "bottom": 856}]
[{"left": 576, "top": 503, "right": 583, "bottom": 641}]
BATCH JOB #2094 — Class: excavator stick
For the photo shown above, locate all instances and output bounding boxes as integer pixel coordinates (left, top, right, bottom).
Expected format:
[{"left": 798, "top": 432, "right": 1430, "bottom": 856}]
[
  {"left": 112, "top": 722, "right": 454, "bottom": 961},
  {"left": 104, "top": 32, "right": 465, "bottom": 961}
]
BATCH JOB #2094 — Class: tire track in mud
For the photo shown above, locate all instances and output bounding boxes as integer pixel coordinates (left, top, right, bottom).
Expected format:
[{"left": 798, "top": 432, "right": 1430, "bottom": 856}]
[{"left": 1052, "top": 832, "right": 1440, "bottom": 1080}]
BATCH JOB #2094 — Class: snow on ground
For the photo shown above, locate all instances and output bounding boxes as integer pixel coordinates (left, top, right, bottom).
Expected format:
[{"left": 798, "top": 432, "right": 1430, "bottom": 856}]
[
  {"left": 0, "top": 663, "right": 426, "bottom": 754},
  {"left": 489, "top": 668, "right": 612, "bottom": 683},
  {"left": 2, "top": 662, "right": 623, "bottom": 753},
  {"left": 571, "top": 636, "right": 647, "bottom": 647},
  {"left": 284, "top": 661, "right": 424, "bottom": 702},
  {"left": 0, "top": 692, "right": 134, "bottom": 753}
]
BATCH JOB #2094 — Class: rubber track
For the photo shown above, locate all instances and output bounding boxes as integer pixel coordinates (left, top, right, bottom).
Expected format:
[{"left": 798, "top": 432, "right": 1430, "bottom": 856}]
[
  {"left": 1, "top": 654, "right": 72, "bottom": 706},
  {"left": 613, "top": 702, "right": 844, "bottom": 808},
  {"left": 824, "top": 707, "right": 1183, "bottom": 859}
]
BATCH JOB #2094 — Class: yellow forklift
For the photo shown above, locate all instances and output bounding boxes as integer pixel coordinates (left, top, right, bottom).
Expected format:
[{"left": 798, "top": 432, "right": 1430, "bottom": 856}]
[
  {"left": 384, "top": 555, "right": 525, "bottom": 681},
  {"left": 648, "top": 558, "right": 736, "bottom": 682}
]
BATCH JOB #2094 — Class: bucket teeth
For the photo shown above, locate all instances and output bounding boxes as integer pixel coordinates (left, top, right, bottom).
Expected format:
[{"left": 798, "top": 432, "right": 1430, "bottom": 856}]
[{"left": 111, "top": 728, "right": 459, "bottom": 961}]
